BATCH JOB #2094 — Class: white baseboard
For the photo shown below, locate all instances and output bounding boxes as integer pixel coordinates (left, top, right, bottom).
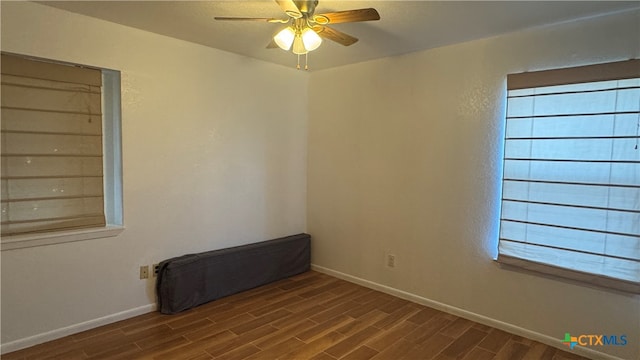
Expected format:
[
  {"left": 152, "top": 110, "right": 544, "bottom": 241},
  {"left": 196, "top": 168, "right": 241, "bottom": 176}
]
[
  {"left": 311, "top": 264, "right": 625, "bottom": 360},
  {"left": 0, "top": 303, "right": 156, "bottom": 355}
]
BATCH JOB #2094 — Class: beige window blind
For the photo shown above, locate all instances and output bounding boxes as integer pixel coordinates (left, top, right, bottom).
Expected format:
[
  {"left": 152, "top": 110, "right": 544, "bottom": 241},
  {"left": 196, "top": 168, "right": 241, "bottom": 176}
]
[
  {"left": 498, "top": 59, "right": 640, "bottom": 293},
  {"left": 1, "top": 54, "right": 106, "bottom": 236}
]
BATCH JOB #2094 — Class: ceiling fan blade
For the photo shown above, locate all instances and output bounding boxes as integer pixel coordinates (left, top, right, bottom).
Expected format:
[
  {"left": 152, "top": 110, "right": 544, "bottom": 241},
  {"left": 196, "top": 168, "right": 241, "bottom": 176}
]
[
  {"left": 266, "top": 39, "right": 279, "bottom": 49},
  {"left": 313, "top": 8, "right": 380, "bottom": 25},
  {"left": 313, "top": 25, "right": 358, "bottom": 46},
  {"left": 275, "top": 0, "right": 302, "bottom": 18},
  {"left": 214, "top": 17, "right": 287, "bottom": 23}
]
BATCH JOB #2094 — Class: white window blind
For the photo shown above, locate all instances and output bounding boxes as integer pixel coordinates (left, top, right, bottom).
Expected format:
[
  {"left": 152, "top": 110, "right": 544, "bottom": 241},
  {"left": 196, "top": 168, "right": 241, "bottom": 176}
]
[
  {"left": 1, "top": 54, "right": 106, "bottom": 236},
  {"left": 498, "top": 60, "right": 640, "bottom": 294}
]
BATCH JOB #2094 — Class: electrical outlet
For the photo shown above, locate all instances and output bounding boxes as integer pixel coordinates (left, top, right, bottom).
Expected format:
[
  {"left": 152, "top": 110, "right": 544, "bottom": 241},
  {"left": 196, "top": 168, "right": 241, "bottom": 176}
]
[
  {"left": 139, "top": 265, "right": 149, "bottom": 279},
  {"left": 387, "top": 254, "right": 396, "bottom": 268},
  {"left": 153, "top": 263, "right": 160, "bottom": 277}
]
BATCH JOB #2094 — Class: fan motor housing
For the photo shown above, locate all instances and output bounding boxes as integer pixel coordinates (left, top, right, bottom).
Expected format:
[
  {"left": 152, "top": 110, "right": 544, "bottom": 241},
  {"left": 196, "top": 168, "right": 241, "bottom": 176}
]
[{"left": 293, "top": 0, "right": 318, "bottom": 15}]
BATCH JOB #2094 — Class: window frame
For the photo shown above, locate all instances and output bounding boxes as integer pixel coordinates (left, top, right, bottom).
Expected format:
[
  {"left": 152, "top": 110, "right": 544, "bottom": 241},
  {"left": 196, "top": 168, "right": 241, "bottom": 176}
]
[
  {"left": 0, "top": 54, "right": 124, "bottom": 251},
  {"left": 496, "top": 59, "right": 640, "bottom": 294}
]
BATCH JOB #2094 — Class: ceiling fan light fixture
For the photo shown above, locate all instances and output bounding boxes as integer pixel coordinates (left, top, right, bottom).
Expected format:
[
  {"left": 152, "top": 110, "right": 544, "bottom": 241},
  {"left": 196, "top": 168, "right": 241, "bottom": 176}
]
[
  {"left": 215, "top": 3, "right": 382, "bottom": 68},
  {"left": 292, "top": 35, "right": 308, "bottom": 55},
  {"left": 301, "top": 27, "right": 322, "bottom": 52},
  {"left": 274, "top": 26, "right": 295, "bottom": 50}
]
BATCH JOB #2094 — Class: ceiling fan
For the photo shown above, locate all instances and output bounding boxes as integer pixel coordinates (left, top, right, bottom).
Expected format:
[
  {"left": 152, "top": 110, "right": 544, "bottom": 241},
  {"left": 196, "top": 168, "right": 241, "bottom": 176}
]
[{"left": 215, "top": 0, "right": 380, "bottom": 69}]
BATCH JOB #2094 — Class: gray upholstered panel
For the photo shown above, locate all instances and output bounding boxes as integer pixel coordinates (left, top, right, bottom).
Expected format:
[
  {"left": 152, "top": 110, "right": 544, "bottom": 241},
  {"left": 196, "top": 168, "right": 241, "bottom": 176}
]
[{"left": 156, "top": 233, "right": 311, "bottom": 314}]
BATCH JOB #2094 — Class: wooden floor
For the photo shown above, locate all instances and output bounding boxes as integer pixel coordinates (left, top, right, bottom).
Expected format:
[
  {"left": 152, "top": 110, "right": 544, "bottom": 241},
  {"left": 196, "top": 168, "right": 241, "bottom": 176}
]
[{"left": 4, "top": 271, "right": 588, "bottom": 360}]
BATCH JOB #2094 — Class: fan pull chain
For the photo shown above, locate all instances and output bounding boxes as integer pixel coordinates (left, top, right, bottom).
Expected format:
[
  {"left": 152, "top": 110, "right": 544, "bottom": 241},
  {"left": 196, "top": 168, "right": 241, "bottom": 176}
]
[{"left": 295, "top": 54, "right": 310, "bottom": 70}]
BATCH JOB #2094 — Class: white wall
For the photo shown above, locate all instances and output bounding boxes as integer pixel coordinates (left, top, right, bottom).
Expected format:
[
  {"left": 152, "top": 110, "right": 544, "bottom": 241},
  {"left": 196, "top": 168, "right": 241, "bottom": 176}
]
[
  {"left": 308, "top": 9, "right": 640, "bottom": 360},
  {"left": 0, "top": 1, "right": 307, "bottom": 348}
]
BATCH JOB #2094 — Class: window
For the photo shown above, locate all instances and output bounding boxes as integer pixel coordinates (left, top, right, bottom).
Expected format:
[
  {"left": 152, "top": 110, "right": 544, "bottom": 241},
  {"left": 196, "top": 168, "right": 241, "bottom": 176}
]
[
  {"left": 1, "top": 53, "right": 122, "bottom": 250},
  {"left": 497, "top": 60, "right": 640, "bottom": 293}
]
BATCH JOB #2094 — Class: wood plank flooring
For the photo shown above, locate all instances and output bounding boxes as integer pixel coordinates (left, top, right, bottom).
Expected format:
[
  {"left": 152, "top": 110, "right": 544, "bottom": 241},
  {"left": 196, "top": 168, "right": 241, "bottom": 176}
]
[{"left": 3, "top": 271, "right": 588, "bottom": 360}]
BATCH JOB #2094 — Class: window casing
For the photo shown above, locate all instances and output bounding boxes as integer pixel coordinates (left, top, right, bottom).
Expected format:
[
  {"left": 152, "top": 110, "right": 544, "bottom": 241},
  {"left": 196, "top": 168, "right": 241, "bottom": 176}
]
[
  {"left": 1, "top": 53, "right": 122, "bottom": 250},
  {"left": 497, "top": 60, "right": 640, "bottom": 293}
]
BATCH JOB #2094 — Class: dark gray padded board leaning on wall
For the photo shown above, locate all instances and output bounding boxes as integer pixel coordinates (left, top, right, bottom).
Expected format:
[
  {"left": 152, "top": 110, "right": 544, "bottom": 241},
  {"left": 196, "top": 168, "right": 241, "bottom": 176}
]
[{"left": 156, "top": 233, "right": 311, "bottom": 314}]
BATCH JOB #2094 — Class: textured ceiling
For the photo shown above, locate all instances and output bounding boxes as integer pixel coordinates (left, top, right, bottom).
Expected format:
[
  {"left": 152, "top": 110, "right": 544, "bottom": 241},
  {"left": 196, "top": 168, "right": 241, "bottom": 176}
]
[{"left": 41, "top": 1, "right": 640, "bottom": 71}]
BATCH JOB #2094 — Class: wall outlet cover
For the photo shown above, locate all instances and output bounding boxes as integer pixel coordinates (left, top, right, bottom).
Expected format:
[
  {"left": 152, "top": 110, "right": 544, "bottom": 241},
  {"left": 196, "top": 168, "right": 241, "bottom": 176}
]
[{"left": 139, "top": 265, "right": 149, "bottom": 279}]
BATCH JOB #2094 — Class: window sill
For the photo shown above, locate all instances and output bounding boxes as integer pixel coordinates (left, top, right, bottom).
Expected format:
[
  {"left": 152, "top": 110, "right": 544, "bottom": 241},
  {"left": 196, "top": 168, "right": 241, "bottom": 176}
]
[
  {"left": 495, "top": 256, "right": 640, "bottom": 295},
  {"left": 1, "top": 226, "right": 125, "bottom": 251}
]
